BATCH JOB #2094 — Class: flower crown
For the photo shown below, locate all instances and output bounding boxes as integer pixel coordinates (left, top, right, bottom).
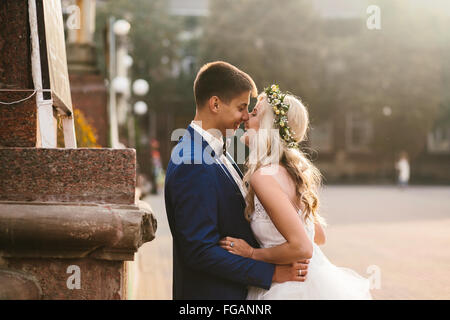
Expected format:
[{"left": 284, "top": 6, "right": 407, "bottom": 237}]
[{"left": 264, "top": 84, "right": 299, "bottom": 149}]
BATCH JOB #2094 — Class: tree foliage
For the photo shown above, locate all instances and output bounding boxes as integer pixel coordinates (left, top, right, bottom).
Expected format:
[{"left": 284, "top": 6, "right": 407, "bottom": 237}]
[
  {"left": 95, "top": 0, "right": 188, "bottom": 111},
  {"left": 92, "top": 0, "right": 450, "bottom": 161},
  {"left": 199, "top": 0, "right": 449, "bottom": 159}
]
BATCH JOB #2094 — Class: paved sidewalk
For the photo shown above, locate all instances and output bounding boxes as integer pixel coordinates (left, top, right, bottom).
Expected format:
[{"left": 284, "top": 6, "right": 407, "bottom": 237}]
[
  {"left": 127, "top": 186, "right": 450, "bottom": 300},
  {"left": 127, "top": 193, "right": 173, "bottom": 300}
]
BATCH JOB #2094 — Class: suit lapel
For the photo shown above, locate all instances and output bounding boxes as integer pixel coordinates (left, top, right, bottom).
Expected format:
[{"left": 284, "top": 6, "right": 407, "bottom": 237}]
[
  {"left": 214, "top": 157, "right": 246, "bottom": 205},
  {"left": 188, "top": 125, "right": 246, "bottom": 206},
  {"left": 225, "top": 152, "right": 244, "bottom": 179}
]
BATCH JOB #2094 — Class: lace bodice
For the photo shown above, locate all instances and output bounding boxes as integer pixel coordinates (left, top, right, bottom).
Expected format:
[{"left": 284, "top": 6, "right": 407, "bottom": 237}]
[{"left": 250, "top": 195, "right": 315, "bottom": 249}]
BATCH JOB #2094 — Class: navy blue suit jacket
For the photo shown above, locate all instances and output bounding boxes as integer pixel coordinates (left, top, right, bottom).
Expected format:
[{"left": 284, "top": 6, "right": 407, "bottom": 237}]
[{"left": 164, "top": 125, "right": 275, "bottom": 300}]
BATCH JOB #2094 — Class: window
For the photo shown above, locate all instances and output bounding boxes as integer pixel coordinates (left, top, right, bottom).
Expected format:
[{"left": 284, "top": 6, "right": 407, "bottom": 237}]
[
  {"left": 427, "top": 126, "right": 450, "bottom": 154},
  {"left": 345, "top": 112, "right": 372, "bottom": 153},
  {"left": 309, "top": 121, "right": 333, "bottom": 153},
  {"left": 169, "top": 0, "right": 209, "bottom": 17}
]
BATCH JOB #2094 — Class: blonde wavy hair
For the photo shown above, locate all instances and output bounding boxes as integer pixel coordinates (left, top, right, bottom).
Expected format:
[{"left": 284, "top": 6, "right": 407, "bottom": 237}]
[{"left": 243, "top": 93, "right": 325, "bottom": 225}]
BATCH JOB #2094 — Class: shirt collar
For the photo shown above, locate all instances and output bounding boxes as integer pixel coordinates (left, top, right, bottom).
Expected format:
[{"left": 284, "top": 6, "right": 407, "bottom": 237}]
[{"left": 190, "top": 121, "right": 224, "bottom": 156}]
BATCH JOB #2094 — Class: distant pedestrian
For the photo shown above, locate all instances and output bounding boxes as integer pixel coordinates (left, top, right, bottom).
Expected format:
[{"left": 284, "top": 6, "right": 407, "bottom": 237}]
[
  {"left": 395, "top": 151, "right": 410, "bottom": 188},
  {"left": 151, "top": 139, "right": 164, "bottom": 194}
]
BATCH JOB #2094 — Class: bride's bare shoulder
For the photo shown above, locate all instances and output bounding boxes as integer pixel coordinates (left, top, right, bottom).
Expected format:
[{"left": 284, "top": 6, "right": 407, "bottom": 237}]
[{"left": 250, "top": 164, "right": 292, "bottom": 189}]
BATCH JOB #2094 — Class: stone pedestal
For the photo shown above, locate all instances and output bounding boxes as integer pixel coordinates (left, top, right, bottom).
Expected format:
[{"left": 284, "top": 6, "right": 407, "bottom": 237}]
[
  {"left": 0, "top": 0, "right": 157, "bottom": 300},
  {"left": 0, "top": 199, "right": 156, "bottom": 299},
  {"left": 0, "top": 148, "right": 157, "bottom": 299}
]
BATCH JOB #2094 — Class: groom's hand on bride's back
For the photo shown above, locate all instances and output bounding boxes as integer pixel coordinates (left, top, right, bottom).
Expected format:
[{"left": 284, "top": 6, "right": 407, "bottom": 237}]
[{"left": 272, "top": 260, "right": 309, "bottom": 283}]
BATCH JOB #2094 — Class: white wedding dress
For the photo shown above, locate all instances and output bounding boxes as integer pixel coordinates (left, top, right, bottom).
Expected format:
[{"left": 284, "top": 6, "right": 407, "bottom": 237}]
[{"left": 247, "top": 196, "right": 372, "bottom": 300}]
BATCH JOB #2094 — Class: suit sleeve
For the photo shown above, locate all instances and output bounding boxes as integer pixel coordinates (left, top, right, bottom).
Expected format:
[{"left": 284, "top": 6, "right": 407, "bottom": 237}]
[{"left": 167, "top": 163, "right": 275, "bottom": 290}]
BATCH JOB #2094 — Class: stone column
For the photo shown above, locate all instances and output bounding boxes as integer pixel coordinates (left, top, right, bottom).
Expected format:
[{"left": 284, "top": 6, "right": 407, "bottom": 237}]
[
  {"left": 66, "top": 0, "right": 109, "bottom": 147},
  {"left": 0, "top": 0, "right": 157, "bottom": 300},
  {"left": 0, "top": 0, "right": 39, "bottom": 147}
]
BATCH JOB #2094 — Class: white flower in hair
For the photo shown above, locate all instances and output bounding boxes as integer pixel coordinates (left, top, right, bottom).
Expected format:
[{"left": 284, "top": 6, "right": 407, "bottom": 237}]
[{"left": 264, "top": 84, "right": 300, "bottom": 150}]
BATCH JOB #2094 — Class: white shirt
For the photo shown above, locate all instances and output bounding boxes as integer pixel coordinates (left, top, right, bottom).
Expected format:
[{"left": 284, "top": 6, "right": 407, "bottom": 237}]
[
  {"left": 395, "top": 158, "right": 410, "bottom": 182},
  {"left": 190, "top": 121, "right": 246, "bottom": 198}
]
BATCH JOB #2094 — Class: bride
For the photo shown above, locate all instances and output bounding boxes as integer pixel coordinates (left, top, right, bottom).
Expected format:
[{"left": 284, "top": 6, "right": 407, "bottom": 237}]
[{"left": 219, "top": 85, "right": 372, "bottom": 300}]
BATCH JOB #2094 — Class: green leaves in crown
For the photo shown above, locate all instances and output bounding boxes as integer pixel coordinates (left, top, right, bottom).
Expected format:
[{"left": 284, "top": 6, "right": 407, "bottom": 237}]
[{"left": 264, "top": 84, "right": 299, "bottom": 150}]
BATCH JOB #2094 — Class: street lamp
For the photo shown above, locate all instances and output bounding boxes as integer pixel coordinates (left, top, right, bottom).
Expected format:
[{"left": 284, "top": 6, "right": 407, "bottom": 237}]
[
  {"left": 112, "top": 76, "right": 130, "bottom": 94},
  {"left": 132, "top": 79, "right": 149, "bottom": 96},
  {"left": 107, "top": 17, "right": 131, "bottom": 148},
  {"left": 134, "top": 101, "right": 148, "bottom": 115},
  {"left": 123, "top": 54, "right": 133, "bottom": 68},
  {"left": 113, "top": 19, "right": 131, "bottom": 36}
]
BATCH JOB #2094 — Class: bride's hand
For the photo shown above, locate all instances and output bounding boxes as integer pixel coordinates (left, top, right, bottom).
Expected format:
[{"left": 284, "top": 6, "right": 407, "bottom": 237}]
[{"left": 219, "top": 236, "right": 254, "bottom": 258}]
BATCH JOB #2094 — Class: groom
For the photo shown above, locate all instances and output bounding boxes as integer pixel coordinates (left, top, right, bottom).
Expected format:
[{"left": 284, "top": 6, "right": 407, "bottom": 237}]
[{"left": 165, "top": 61, "right": 308, "bottom": 299}]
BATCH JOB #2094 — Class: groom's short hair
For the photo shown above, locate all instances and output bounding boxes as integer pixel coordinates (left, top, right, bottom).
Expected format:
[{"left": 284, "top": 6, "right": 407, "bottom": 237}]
[{"left": 194, "top": 61, "right": 258, "bottom": 108}]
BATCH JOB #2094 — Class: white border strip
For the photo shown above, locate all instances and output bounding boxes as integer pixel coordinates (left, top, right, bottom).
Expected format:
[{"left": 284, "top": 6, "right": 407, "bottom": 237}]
[{"left": 28, "top": 0, "right": 56, "bottom": 148}]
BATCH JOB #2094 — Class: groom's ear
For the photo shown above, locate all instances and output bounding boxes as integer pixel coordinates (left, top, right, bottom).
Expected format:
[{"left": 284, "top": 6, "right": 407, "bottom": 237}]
[{"left": 208, "top": 96, "right": 221, "bottom": 114}]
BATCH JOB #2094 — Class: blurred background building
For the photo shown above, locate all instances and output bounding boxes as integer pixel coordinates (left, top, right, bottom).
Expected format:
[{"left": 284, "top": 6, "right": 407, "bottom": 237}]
[
  {"left": 63, "top": 0, "right": 109, "bottom": 148},
  {"left": 60, "top": 0, "right": 450, "bottom": 186}
]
